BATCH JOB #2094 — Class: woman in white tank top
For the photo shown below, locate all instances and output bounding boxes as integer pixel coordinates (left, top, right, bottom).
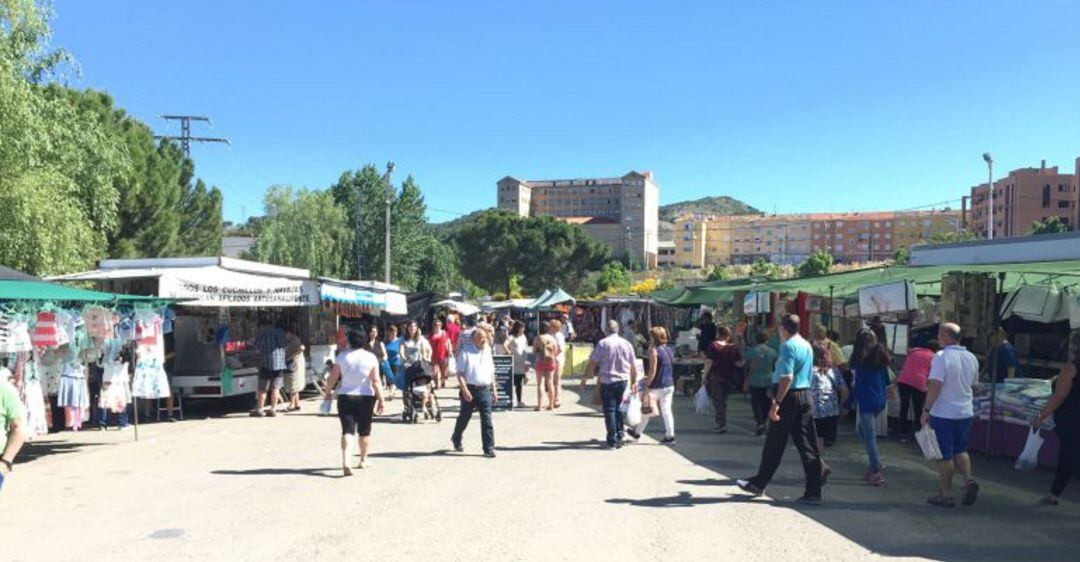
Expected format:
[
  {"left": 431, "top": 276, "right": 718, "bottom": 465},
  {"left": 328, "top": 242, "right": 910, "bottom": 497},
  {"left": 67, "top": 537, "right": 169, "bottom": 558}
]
[{"left": 324, "top": 327, "right": 385, "bottom": 476}]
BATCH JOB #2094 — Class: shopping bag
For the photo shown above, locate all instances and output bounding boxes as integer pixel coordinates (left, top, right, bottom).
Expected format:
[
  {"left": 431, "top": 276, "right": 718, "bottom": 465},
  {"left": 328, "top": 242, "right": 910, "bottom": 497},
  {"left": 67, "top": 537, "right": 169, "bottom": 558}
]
[
  {"left": 1014, "top": 428, "right": 1045, "bottom": 471},
  {"left": 319, "top": 398, "right": 333, "bottom": 416},
  {"left": 694, "top": 385, "right": 712, "bottom": 416},
  {"left": 915, "top": 426, "right": 943, "bottom": 461},
  {"left": 623, "top": 393, "right": 643, "bottom": 427}
]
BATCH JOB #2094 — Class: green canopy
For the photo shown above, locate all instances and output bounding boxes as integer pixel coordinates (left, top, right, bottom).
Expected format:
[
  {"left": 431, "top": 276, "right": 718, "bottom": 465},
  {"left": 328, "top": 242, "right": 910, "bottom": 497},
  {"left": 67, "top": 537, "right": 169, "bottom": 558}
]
[
  {"left": 0, "top": 280, "right": 168, "bottom": 303},
  {"left": 659, "top": 260, "right": 1080, "bottom": 306},
  {"left": 528, "top": 288, "right": 575, "bottom": 310}
]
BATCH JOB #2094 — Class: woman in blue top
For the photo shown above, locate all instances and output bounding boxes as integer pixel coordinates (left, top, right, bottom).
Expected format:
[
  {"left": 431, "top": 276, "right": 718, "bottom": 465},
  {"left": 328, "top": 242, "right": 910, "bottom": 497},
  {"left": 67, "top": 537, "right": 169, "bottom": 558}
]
[
  {"left": 628, "top": 327, "right": 676, "bottom": 444},
  {"left": 851, "top": 329, "right": 891, "bottom": 487},
  {"left": 383, "top": 324, "right": 404, "bottom": 400}
]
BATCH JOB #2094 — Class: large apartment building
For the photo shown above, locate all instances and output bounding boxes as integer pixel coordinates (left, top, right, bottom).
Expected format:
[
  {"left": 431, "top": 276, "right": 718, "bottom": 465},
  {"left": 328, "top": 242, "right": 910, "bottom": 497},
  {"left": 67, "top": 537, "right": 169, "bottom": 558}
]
[
  {"left": 497, "top": 171, "right": 660, "bottom": 268},
  {"left": 968, "top": 158, "right": 1079, "bottom": 239},
  {"left": 675, "top": 209, "right": 960, "bottom": 267}
]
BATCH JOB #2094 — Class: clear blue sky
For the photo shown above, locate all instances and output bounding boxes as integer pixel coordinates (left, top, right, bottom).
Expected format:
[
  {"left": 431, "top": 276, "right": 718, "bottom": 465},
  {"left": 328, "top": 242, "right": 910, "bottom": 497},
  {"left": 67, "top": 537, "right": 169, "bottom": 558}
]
[{"left": 52, "top": 0, "right": 1080, "bottom": 223}]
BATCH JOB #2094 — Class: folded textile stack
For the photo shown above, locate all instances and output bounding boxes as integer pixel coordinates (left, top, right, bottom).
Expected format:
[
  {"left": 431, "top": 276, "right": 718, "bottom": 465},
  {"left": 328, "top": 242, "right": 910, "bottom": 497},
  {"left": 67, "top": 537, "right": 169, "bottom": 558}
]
[{"left": 973, "top": 378, "right": 1054, "bottom": 430}]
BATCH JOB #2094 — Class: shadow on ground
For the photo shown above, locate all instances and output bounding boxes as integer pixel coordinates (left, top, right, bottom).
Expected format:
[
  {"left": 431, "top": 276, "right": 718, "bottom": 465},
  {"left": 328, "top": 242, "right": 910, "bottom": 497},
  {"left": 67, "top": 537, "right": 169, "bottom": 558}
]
[{"left": 211, "top": 467, "right": 344, "bottom": 479}]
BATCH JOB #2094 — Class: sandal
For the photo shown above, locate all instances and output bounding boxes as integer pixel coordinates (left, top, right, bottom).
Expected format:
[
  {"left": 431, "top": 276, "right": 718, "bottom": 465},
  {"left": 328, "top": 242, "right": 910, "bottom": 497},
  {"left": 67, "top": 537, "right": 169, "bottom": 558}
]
[
  {"left": 961, "top": 480, "right": 980, "bottom": 506},
  {"left": 1041, "top": 495, "right": 1060, "bottom": 506},
  {"left": 927, "top": 495, "right": 956, "bottom": 508}
]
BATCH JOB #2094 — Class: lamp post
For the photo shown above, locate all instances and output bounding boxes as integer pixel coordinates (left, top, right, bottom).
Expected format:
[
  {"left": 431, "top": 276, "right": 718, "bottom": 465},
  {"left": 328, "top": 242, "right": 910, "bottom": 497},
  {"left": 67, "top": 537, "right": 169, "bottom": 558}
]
[
  {"left": 384, "top": 161, "right": 395, "bottom": 284},
  {"left": 983, "top": 153, "right": 994, "bottom": 240}
]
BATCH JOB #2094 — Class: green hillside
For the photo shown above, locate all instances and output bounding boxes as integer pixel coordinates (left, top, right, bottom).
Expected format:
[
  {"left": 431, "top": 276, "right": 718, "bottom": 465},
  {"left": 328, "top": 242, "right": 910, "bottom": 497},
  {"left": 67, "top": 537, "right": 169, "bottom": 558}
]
[{"left": 659, "top": 196, "right": 759, "bottom": 223}]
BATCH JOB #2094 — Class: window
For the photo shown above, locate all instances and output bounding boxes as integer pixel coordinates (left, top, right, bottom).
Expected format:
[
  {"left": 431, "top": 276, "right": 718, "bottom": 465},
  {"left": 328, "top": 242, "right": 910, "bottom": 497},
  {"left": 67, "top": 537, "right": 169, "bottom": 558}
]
[
  {"left": 1044, "top": 185, "right": 1052, "bottom": 208},
  {"left": 835, "top": 245, "right": 843, "bottom": 252},
  {"left": 1059, "top": 200, "right": 1072, "bottom": 209},
  {"left": 885, "top": 221, "right": 892, "bottom": 227}
]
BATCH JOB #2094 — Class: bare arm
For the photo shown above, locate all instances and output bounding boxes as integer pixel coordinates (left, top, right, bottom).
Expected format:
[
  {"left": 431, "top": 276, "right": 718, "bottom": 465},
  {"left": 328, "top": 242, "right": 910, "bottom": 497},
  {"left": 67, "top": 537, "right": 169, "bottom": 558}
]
[
  {"left": 645, "top": 347, "right": 659, "bottom": 388},
  {"left": 1035, "top": 364, "right": 1075, "bottom": 426},
  {"left": 581, "top": 360, "right": 598, "bottom": 387},
  {"left": 323, "top": 364, "right": 343, "bottom": 399},
  {"left": 370, "top": 366, "right": 385, "bottom": 414},
  {"left": 2, "top": 416, "right": 27, "bottom": 469}
]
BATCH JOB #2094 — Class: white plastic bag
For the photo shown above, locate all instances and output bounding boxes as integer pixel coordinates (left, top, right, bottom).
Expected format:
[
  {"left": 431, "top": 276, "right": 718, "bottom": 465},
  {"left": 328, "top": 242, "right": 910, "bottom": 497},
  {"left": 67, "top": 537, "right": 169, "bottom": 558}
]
[
  {"left": 623, "top": 393, "right": 642, "bottom": 427},
  {"left": 694, "top": 385, "right": 712, "bottom": 416},
  {"left": 1014, "top": 428, "right": 1045, "bottom": 471},
  {"left": 915, "top": 426, "right": 943, "bottom": 461},
  {"left": 319, "top": 398, "right": 333, "bottom": 416}
]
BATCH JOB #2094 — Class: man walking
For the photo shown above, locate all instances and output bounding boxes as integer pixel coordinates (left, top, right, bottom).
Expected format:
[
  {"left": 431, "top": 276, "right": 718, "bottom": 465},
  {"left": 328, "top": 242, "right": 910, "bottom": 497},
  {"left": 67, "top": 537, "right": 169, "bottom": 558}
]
[
  {"left": 1, "top": 367, "right": 27, "bottom": 493},
  {"left": 252, "top": 319, "right": 286, "bottom": 417},
  {"left": 451, "top": 327, "right": 498, "bottom": 458},
  {"left": 703, "top": 326, "right": 744, "bottom": 434},
  {"left": 581, "top": 320, "right": 638, "bottom": 449},
  {"left": 737, "top": 314, "right": 824, "bottom": 504},
  {"left": 922, "top": 322, "right": 980, "bottom": 508}
]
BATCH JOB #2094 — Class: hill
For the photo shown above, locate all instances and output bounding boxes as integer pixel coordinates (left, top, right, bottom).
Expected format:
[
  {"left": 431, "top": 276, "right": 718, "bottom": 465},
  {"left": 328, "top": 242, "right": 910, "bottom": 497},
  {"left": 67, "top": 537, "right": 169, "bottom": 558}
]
[{"left": 659, "top": 195, "right": 759, "bottom": 223}]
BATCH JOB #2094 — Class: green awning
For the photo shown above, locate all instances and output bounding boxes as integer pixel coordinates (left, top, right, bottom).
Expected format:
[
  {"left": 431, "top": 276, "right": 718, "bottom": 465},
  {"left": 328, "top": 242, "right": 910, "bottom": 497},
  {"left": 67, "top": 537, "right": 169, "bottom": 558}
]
[{"left": 0, "top": 280, "right": 167, "bottom": 303}]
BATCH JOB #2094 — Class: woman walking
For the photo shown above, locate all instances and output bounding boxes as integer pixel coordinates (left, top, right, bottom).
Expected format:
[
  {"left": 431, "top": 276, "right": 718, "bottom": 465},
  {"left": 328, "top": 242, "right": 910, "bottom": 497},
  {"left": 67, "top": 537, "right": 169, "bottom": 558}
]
[
  {"left": 384, "top": 324, "right": 404, "bottom": 399},
  {"left": 850, "top": 329, "right": 891, "bottom": 486},
  {"left": 810, "top": 342, "right": 848, "bottom": 483},
  {"left": 429, "top": 318, "right": 452, "bottom": 389},
  {"left": 284, "top": 326, "right": 306, "bottom": 412},
  {"left": 503, "top": 321, "right": 530, "bottom": 409},
  {"left": 1033, "top": 333, "right": 1080, "bottom": 505},
  {"left": 896, "top": 341, "right": 939, "bottom": 443},
  {"left": 533, "top": 321, "right": 559, "bottom": 411},
  {"left": 402, "top": 321, "right": 435, "bottom": 414},
  {"left": 628, "top": 327, "right": 677, "bottom": 444},
  {"left": 323, "top": 327, "right": 385, "bottom": 476}
]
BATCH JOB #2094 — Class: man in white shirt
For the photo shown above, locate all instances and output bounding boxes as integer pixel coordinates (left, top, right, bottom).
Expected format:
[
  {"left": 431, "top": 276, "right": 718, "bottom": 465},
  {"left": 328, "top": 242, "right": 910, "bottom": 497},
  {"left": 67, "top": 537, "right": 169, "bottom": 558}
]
[
  {"left": 450, "top": 327, "right": 498, "bottom": 458},
  {"left": 921, "top": 322, "right": 980, "bottom": 508},
  {"left": 560, "top": 313, "right": 576, "bottom": 342}
]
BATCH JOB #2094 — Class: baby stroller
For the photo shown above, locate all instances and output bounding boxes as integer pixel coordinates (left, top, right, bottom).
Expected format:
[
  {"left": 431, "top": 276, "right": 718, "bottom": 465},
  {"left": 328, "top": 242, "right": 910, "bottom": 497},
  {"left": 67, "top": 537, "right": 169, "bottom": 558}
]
[{"left": 402, "top": 363, "right": 441, "bottom": 424}]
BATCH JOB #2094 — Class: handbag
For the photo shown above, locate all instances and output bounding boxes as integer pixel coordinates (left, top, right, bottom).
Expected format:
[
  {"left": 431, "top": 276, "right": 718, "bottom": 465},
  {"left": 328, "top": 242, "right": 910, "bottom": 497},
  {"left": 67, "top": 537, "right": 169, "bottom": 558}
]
[{"left": 915, "top": 426, "right": 943, "bottom": 461}]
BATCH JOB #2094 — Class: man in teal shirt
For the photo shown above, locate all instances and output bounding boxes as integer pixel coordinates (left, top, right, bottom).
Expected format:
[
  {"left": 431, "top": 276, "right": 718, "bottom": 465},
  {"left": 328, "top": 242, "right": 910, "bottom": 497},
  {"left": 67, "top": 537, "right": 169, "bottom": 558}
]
[{"left": 738, "top": 314, "right": 824, "bottom": 504}]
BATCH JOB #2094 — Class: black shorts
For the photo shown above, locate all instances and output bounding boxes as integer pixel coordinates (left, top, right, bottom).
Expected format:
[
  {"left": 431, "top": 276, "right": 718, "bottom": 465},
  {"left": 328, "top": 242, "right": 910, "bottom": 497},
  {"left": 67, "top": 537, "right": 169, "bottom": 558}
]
[
  {"left": 815, "top": 416, "right": 839, "bottom": 443},
  {"left": 258, "top": 368, "right": 284, "bottom": 392},
  {"left": 338, "top": 394, "right": 376, "bottom": 436}
]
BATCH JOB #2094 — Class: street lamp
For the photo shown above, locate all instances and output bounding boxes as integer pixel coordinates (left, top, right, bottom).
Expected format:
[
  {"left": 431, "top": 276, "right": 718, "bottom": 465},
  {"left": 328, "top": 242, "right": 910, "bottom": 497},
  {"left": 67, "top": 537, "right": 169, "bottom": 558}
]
[
  {"left": 384, "top": 161, "right": 395, "bottom": 284},
  {"left": 983, "top": 153, "right": 994, "bottom": 241}
]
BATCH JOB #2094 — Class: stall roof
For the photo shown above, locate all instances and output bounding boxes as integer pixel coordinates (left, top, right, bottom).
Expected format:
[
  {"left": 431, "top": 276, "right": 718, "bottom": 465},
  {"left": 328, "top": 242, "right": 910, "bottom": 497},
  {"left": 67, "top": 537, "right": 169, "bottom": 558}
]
[
  {"left": 0, "top": 280, "right": 154, "bottom": 302},
  {"left": 433, "top": 299, "right": 481, "bottom": 316},
  {"left": 482, "top": 299, "right": 536, "bottom": 311},
  {"left": 529, "top": 288, "right": 575, "bottom": 310},
  {"left": 318, "top": 278, "right": 407, "bottom": 315},
  {"left": 659, "top": 260, "right": 1080, "bottom": 306},
  {"left": 0, "top": 266, "right": 38, "bottom": 282}
]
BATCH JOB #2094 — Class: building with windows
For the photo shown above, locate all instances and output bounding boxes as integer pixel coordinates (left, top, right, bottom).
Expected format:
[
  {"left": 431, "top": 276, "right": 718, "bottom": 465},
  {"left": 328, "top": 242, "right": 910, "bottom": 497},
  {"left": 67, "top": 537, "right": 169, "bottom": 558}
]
[
  {"left": 497, "top": 171, "right": 660, "bottom": 268},
  {"left": 731, "top": 215, "right": 812, "bottom": 265},
  {"left": 657, "top": 240, "right": 676, "bottom": 268},
  {"left": 968, "top": 159, "right": 1079, "bottom": 239}
]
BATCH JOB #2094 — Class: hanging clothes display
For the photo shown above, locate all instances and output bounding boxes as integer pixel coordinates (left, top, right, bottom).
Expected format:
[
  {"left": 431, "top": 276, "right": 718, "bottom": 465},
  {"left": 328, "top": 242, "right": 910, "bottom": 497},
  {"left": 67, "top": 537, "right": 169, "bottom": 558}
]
[
  {"left": 32, "top": 310, "right": 64, "bottom": 348},
  {"left": 0, "top": 313, "right": 33, "bottom": 354},
  {"left": 132, "top": 311, "right": 170, "bottom": 399},
  {"left": 57, "top": 361, "right": 90, "bottom": 431},
  {"left": 99, "top": 361, "right": 131, "bottom": 413},
  {"left": 15, "top": 351, "right": 49, "bottom": 439},
  {"left": 83, "top": 306, "right": 115, "bottom": 341}
]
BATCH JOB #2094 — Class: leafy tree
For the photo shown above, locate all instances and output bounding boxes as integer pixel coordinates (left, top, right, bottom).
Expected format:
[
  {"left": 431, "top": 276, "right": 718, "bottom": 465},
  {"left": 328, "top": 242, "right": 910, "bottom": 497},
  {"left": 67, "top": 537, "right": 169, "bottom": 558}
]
[
  {"left": 796, "top": 248, "right": 833, "bottom": 278},
  {"left": 414, "top": 234, "right": 465, "bottom": 294},
  {"left": 1028, "top": 216, "right": 1068, "bottom": 236},
  {"left": 750, "top": 258, "right": 781, "bottom": 280},
  {"left": 705, "top": 264, "right": 728, "bottom": 282},
  {"left": 927, "top": 230, "right": 977, "bottom": 245},
  {"left": 596, "top": 261, "right": 632, "bottom": 294},
  {"left": 248, "top": 186, "right": 353, "bottom": 278},
  {"left": 892, "top": 245, "right": 911, "bottom": 265}
]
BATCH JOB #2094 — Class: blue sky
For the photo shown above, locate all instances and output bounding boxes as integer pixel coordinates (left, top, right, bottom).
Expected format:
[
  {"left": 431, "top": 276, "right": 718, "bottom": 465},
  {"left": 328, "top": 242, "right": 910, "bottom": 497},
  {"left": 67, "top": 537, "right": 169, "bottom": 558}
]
[{"left": 52, "top": 1, "right": 1080, "bottom": 223}]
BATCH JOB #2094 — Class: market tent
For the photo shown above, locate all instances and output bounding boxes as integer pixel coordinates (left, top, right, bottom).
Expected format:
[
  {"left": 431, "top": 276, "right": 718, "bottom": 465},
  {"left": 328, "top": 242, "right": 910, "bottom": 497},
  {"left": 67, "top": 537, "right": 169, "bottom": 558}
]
[
  {"left": 318, "top": 278, "right": 407, "bottom": 315},
  {"left": 482, "top": 299, "right": 535, "bottom": 311},
  {"left": 0, "top": 280, "right": 132, "bottom": 302},
  {"left": 529, "top": 288, "right": 575, "bottom": 310},
  {"left": 433, "top": 299, "right": 481, "bottom": 316}
]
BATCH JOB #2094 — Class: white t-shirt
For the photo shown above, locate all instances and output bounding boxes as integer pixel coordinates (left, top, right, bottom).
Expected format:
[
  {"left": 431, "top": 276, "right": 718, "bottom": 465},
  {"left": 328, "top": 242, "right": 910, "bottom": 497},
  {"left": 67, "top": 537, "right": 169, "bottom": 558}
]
[
  {"left": 928, "top": 345, "right": 979, "bottom": 419},
  {"left": 506, "top": 335, "right": 529, "bottom": 375},
  {"left": 555, "top": 332, "right": 567, "bottom": 361},
  {"left": 335, "top": 348, "right": 379, "bottom": 396},
  {"left": 451, "top": 343, "right": 495, "bottom": 386}
]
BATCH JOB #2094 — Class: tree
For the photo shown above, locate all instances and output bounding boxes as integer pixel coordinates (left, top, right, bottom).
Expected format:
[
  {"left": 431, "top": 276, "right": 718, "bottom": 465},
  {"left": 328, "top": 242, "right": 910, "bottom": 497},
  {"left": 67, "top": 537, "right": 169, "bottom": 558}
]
[
  {"left": 750, "top": 258, "right": 781, "bottom": 280},
  {"left": 248, "top": 186, "right": 354, "bottom": 278},
  {"left": 892, "top": 245, "right": 911, "bottom": 265},
  {"left": 1028, "top": 216, "right": 1068, "bottom": 236},
  {"left": 596, "top": 261, "right": 633, "bottom": 294},
  {"left": 927, "top": 230, "right": 977, "bottom": 245},
  {"left": 705, "top": 264, "right": 728, "bottom": 282},
  {"left": 452, "top": 210, "right": 611, "bottom": 296},
  {"left": 796, "top": 248, "right": 833, "bottom": 278},
  {"left": 0, "top": 1, "right": 130, "bottom": 274}
]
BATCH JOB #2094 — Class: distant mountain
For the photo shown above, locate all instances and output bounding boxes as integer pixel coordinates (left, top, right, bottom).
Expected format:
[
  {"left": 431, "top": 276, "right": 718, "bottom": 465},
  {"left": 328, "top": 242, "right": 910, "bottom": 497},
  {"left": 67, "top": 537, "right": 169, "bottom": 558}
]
[{"left": 659, "top": 196, "right": 759, "bottom": 223}]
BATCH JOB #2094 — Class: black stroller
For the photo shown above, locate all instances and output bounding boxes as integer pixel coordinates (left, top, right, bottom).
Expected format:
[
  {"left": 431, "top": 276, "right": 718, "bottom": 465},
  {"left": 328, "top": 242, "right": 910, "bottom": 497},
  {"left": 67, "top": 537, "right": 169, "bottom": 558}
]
[{"left": 402, "top": 363, "right": 441, "bottom": 424}]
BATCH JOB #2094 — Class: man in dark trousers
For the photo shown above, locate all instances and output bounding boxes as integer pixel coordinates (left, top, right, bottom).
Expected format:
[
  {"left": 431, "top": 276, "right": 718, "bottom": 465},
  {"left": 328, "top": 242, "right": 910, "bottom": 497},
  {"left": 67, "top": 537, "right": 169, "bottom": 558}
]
[{"left": 737, "top": 314, "right": 824, "bottom": 504}]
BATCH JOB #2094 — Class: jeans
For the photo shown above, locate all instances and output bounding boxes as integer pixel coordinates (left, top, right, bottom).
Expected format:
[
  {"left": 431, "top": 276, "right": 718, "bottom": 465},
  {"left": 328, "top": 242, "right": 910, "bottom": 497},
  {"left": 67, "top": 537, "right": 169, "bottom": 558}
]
[
  {"left": 749, "top": 386, "right": 771, "bottom": 427},
  {"left": 97, "top": 405, "right": 131, "bottom": 429},
  {"left": 635, "top": 386, "right": 675, "bottom": 439},
  {"left": 748, "top": 389, "right": 822, "bottom": 498},
  {"left": 452, "top": 384, "right": 495, "bottom": 453},
  {"left": 857, "top": 411, "right": 881, "bottom": 472},
  {"left": 706, "top": 377, "right": 729, "bottom": 429},
  {"left": 513, "top": 374, "right": 525, "bottom": 403},
  {"left": 897, "top": 383, "right": 925, "bottom": 436},
  {"left": 600, "top": 380, "right": 628, "bottom": 446}
]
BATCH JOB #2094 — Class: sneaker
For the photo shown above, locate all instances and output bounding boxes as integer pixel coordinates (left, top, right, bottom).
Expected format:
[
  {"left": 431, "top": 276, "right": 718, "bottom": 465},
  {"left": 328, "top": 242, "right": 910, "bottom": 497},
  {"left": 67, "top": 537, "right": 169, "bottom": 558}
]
[
  {"left": 868, "top": 472, "right": 885, "bottom": 486},
  {"left": 796, "top": 496, "right": 823, "bottom": 506},
  {"left": 715, "top": 427, "right": 728, "bottom": 435},
  {"left": 626, "top": 429, "right": 641, "bottom": 441},
  {"left": 661, "top": 437, "right": 676, "bottom": 445},
  {"left": 614, "top": 441, "right": 624, "bottom": 449},
  {"left": 517, "top": 401, "right": 526, "bottom": 409},
  {"left": 452, "top": 440, "right": 464, "bottom": 453},
  {"left": 961, "top": 480, "right": 980, "bottom": 506},
  {"left": 266, "top": 410, "right": 277, "bottom": 418},
  {"left": 736, "top": 479, "right": 764, "bottom": 497},
  {"left": 249, "top": 410, "right": 265, "bottom": 418},
  {"left": 484, "top": 450, "right": 497, "bottom": 458}
]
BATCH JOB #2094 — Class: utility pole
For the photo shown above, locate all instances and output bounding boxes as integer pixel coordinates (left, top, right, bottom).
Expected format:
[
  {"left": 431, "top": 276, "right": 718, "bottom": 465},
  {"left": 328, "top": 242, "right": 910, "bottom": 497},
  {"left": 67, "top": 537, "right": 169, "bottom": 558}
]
[
  {"left": 155, "top": 115, "right": 230, "bottom": 156},
  {"left": 625, "top": 226, "right": 634, "bottom": 271},
  {"left": 983, "top": 153, "right": 995, "bottom": 240},
  {"left": 383, "top": 162, "right": 395, "bottom": 284}
]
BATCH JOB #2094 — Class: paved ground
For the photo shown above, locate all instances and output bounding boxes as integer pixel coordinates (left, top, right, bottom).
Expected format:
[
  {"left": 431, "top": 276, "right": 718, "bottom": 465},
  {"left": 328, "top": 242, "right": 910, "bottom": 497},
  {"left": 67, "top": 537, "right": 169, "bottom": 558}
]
[{"left": 3, "top": 377, "right": 1078, "bottom": 561}]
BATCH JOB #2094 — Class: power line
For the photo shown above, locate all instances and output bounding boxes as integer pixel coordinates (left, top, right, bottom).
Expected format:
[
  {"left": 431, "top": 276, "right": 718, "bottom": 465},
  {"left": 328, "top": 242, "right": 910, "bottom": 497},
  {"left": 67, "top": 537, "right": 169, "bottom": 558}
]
[{"left": 154, "top": 114, "right": 230, "bottom": 157}]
